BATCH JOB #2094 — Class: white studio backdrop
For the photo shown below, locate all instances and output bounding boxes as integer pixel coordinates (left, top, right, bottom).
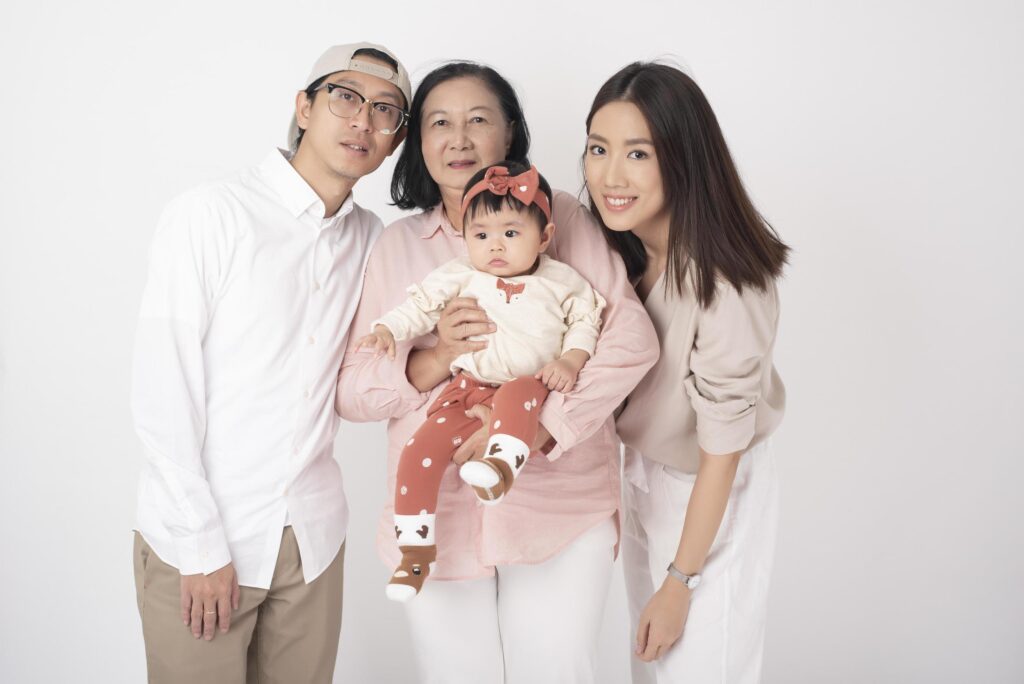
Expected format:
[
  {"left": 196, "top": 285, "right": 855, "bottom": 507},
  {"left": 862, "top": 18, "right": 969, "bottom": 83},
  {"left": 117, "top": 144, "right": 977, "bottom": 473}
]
[{"left": 1, "top": 1, "right": 1022, "bottom": 681}]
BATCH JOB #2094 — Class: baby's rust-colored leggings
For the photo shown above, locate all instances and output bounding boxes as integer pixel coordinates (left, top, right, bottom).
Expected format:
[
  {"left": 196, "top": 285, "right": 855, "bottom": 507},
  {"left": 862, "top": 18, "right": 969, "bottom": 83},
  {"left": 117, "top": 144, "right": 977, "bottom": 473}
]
[{"left": 394, "top": 371, "right": 549, "bottom": 518}]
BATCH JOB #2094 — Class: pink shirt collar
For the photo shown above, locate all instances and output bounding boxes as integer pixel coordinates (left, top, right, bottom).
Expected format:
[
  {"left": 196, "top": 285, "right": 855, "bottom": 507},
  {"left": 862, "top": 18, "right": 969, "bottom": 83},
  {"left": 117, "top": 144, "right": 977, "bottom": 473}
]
[{"left": 416, "top": 204, "right": 464, "bottom": 240}]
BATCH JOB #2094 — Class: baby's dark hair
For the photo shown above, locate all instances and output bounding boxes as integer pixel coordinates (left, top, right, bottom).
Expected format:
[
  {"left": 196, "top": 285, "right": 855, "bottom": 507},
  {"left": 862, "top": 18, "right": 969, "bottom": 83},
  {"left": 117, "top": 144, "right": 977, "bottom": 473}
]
[{"left": 461, "top": 160, "right": 553, "bottom": 230}]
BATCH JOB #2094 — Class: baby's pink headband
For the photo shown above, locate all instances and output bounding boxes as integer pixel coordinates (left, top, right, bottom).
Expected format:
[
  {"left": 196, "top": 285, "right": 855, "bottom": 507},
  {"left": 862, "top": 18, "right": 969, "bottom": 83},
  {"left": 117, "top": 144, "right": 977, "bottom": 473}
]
[{"left": 460, "top": 165, "right": 552, "bottom": 222}]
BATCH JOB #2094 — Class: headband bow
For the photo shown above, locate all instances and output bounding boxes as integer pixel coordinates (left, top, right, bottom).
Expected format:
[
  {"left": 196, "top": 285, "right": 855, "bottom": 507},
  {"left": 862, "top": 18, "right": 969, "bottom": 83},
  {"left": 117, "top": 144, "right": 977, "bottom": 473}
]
[{"left": 460, "top": 165, "right": 552, "bottom": 222}]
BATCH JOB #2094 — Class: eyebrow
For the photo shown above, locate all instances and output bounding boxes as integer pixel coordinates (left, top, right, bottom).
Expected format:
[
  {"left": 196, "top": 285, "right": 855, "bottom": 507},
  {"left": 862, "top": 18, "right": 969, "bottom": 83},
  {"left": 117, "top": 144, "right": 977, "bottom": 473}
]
[
  {"left": 424, "top": 105, "right": 497, "bottom": 119},
  {"left": 468, "top": 219, "right": 524, "bottom": 230},
  {"left": 587, "top": 133, "right": 654, "bottom": 146},
  {"left": 332, "top": 78, "right": 401, "bottom": 105}
]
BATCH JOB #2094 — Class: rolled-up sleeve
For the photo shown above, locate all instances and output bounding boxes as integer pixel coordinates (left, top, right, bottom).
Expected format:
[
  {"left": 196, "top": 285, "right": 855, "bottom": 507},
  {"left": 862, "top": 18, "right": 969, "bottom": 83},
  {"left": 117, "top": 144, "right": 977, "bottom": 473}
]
[
  {"left": 131, "top": 193, "right": 234, "bottom": 575},
  {"left": 336, "top": 232, "right": 431, "bottom": 423},
  {"left": 539, "top": 195, "right": 659, "bottom": 459},
  {"left": 684, "top": 282, "right": 778, "bottom": 456}
]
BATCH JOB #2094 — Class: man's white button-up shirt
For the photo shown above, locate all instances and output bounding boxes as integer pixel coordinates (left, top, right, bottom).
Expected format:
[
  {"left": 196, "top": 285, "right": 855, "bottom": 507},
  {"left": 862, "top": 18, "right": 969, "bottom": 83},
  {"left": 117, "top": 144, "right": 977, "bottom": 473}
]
[{"left": 132, "top": 149, "right": 382, "bottom": 588}]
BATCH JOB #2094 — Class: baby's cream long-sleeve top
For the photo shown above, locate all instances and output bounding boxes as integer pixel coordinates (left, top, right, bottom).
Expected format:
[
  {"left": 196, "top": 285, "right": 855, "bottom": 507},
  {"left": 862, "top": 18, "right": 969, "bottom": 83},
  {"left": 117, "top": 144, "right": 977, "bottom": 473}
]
[
  {"left": 373, "top": 254, "right": 606, "bottom": 384},
  {"left": 617, "top": 274, "right": 785, "bottom": 473}
]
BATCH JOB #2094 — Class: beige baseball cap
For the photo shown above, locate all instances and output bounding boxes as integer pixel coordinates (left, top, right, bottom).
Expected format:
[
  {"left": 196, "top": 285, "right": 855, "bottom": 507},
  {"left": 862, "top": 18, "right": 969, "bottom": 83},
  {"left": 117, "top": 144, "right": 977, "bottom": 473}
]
[{"left": 287, "top": 42, "right": 412, "bottom": 149}]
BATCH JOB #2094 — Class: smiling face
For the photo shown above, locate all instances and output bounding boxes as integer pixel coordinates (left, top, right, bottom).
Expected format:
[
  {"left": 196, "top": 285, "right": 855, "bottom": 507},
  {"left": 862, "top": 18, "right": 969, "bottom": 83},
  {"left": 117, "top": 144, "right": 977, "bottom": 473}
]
[
  {"left": 584, "top": 100, "right": 667, "bottom": 236},
  {"left": 464, "top": 204, "right": 553, "bottom": 277},
  {"left": 420, "top": 77, "right": 514, "bottom": 203},
  {"left": 294, "top": 56, "right": 407, "bottom": 183}
]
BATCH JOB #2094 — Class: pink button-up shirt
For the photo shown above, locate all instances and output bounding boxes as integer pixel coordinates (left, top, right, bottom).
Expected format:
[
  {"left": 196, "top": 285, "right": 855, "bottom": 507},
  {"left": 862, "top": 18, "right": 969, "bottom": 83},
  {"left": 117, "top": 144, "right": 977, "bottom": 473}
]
[{"left": 336, "top": 191, "right": 659, "bottom": 580}]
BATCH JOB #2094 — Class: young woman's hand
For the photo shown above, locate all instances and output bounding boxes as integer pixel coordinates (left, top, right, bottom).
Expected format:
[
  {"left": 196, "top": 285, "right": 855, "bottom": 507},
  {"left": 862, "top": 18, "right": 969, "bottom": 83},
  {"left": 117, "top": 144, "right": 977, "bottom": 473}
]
[
  {"left": 355, "top": 325, "right": 397, "bottom": 359},
  {"left": 635, "top": 578, "right": 691, "bottom": 662},
  {"left": 433, "top": 297, "right": 495, "bottom": 367}
]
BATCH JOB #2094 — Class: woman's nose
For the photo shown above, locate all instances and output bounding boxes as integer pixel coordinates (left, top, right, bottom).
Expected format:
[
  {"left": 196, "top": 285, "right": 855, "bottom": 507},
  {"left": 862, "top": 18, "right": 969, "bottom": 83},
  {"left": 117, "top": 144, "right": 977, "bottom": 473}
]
[
  {"left": 604, "top": 155, "right": 627, "bottom": 188},
  {"left": 449, "top": 124, "right": 471, "bottom": 150}
]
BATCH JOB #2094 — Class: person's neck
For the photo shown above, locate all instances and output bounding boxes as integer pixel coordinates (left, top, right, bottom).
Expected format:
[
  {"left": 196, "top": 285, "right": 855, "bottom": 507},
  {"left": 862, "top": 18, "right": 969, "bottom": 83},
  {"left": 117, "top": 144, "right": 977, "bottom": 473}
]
[
  {"left": 632, "top": 214, "right": 671, "bottom": 270},
  {"left": 440, "top": 187, "right": 464, "bottom": 232},
  {"left": 289, "top": 148, "right": 355, "bottom": 218}
]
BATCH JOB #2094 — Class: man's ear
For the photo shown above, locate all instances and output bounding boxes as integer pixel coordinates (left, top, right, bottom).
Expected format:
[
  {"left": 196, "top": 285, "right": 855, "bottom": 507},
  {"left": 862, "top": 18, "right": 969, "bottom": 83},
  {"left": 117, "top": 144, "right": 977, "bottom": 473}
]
[
  {"left": 539, "top": 222, "right": 556, "bottom": 252},
  {"left": 295, "top": 90, "right": 313, "bottom": 132},
  {"left": 389, "top": 126, "right": 408, "bottom": 155}
]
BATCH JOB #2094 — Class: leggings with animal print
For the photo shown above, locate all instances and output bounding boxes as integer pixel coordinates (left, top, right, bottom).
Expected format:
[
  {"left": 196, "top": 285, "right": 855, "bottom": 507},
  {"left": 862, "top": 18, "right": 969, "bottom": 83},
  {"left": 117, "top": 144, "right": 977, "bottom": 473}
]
[{"left": 393, "top": 371, "right": 549, "bottom": 534}]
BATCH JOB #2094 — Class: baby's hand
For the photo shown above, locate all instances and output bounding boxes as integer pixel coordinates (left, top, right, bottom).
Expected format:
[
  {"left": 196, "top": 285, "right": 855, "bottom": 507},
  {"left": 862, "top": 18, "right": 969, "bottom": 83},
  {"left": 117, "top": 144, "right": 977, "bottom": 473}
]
[
  {"left": 355, "top": 325, "right": 397, "bottom": 360},
  {"left": 536, "top": 358, "right": 580, "bottom": 393}
]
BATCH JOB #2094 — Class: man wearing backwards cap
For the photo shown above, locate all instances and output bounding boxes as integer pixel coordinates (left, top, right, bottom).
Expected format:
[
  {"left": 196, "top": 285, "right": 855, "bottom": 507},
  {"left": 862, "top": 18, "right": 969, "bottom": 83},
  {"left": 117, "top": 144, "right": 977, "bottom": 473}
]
[{"left": 130, "top": 42, "right": 410, "bottom": 682}]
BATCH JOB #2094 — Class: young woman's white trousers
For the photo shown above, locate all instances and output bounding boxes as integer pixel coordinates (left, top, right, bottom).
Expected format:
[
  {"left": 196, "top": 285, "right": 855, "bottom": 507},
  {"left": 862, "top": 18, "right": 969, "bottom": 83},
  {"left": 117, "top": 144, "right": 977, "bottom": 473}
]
[
  {"left": 622, "top": 440, "right": 779, "bottom": 684},
  {"left": 402, "top": 516, "right": 617, "bottom": 683}
]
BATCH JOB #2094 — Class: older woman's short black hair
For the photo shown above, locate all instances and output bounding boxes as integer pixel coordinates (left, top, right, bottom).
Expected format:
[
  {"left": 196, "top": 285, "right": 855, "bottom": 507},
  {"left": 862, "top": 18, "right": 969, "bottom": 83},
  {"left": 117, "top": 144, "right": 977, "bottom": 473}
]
[{"left": 391, "top": 62, "right": 531, "bottom": 211}]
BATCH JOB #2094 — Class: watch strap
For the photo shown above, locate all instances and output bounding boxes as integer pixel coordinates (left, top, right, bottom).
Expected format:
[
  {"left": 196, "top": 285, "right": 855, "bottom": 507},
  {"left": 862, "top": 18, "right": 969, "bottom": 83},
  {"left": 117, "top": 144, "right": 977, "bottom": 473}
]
[{"left": 666, "top": 562, "right": 700, "bottom": 588}]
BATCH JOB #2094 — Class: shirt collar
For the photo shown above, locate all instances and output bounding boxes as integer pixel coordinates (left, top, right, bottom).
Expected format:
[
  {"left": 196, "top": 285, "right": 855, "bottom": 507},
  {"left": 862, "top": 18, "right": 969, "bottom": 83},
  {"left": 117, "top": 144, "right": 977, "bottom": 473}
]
[
  {"left": 259, "top": 148, "right": 355, "bottom": 224},
  {"left": 417, "top": 203, "right": 463, "bottom": 239}
]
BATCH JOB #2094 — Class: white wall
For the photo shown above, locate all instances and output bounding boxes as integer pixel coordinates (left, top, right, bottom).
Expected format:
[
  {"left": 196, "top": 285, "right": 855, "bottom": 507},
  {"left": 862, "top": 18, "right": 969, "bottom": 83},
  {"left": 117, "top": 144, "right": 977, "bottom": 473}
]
[{"left": 1, "top": 1, "right": 1021, "bottom": 681}]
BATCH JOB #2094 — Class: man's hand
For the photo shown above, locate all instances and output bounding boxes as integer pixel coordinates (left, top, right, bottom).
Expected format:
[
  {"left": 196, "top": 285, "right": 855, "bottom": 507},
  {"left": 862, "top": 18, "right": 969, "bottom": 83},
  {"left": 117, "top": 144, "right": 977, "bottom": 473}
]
[
  {"left": 180, "top": 562, "right": 240, "bottom": 641},
  {"left": 355, "top": 325, "right": 397, "bottom": 360}
]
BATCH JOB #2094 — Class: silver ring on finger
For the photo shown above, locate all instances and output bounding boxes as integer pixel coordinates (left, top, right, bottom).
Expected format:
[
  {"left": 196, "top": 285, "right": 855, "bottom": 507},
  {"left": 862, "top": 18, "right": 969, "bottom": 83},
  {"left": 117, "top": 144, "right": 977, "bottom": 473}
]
[{"left": 204, "top": 610, "right": 216, "bottom": 615}]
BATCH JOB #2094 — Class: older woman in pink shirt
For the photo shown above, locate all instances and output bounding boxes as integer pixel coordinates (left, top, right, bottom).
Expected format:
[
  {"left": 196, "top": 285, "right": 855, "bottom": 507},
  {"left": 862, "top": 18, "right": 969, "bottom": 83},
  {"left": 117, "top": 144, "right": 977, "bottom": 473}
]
[{"left": 336, "top": 62, "right": 658, "bottom": 683}]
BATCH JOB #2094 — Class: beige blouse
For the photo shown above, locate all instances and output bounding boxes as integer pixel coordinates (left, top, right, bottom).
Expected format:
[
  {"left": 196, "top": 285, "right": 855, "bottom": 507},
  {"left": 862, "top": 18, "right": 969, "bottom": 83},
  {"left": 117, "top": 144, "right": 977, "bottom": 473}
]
[{"left": 616, "top": 273, "right": 785, "bottom": 473}]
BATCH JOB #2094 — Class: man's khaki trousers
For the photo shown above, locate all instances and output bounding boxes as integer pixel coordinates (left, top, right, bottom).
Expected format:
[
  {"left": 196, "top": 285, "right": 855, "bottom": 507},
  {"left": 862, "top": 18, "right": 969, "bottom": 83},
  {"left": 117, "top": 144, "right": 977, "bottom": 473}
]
[{"left": 133, "top": 527, "right": 344, "bottom": 683}]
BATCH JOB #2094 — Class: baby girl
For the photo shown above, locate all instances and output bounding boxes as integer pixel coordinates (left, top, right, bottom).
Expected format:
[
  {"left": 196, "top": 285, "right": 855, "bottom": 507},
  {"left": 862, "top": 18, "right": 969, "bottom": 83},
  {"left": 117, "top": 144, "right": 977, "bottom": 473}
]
[{"left": 357, "top": 161, "right": 605, "bottom": 601}]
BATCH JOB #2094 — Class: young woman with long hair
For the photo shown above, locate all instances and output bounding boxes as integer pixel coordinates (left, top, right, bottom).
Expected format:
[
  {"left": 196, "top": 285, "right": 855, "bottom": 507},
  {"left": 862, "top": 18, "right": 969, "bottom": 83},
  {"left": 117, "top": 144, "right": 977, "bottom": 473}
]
[{"left": 584, "top": 62, "right": 790, "bottom": 683}]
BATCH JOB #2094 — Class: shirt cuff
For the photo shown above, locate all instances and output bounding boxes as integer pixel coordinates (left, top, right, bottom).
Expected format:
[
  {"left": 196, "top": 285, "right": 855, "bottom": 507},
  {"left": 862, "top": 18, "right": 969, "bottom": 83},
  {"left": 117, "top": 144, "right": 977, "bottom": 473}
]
[
  {"left": 173, "top": 526, "right": 232, "bottom": 576},
  {"left": 538, "top": 394, "right": 579, "bottom": 462},
  {"left": 390, "top": 343, "right": 432, "bottom": 406},
  {"left": 561, "top": 330, "right": 598, "bottom": 358},
  {"left": 685, "top": 379, "right": 757, "bottom": 455},
  {"left": 370, "top": 315, "right": 406, "bottom": 341}
]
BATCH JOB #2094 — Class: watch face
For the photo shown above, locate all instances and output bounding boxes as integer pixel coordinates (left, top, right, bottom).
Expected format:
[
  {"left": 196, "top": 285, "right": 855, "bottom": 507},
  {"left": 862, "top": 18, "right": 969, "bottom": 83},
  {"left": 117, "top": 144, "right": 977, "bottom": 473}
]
[{"left": 688, "top": 575, "right": 702, "bottom": 589}]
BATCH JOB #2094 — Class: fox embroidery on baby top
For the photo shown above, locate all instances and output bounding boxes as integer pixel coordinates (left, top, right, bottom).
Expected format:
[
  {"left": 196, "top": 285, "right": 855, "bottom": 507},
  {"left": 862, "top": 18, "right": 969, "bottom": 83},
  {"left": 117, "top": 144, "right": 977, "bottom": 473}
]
[{"left": 496, "top": 278, "right": 526, "bottom": 304}]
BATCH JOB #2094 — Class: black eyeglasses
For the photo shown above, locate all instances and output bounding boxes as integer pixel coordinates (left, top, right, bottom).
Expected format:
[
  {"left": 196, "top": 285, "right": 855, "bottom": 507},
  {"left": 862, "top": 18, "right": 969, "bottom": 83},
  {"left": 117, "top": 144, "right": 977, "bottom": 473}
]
[{"left": 315, "top": 83, "right": 408, "bottom": 135}]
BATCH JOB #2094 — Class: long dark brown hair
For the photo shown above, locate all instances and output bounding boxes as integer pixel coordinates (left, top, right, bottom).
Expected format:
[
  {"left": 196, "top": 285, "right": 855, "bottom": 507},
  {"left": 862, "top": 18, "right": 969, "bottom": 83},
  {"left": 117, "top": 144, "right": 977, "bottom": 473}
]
[{"left": 585, "top": 62, "right": 789, "bottom": 308}]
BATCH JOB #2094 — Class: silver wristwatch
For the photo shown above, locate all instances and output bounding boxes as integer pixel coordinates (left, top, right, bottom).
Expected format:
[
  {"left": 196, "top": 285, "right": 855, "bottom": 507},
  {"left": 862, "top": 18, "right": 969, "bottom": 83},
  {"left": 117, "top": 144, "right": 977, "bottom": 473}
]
[{"left": 666, "top": 562, "right": 702, "bottom": 590}]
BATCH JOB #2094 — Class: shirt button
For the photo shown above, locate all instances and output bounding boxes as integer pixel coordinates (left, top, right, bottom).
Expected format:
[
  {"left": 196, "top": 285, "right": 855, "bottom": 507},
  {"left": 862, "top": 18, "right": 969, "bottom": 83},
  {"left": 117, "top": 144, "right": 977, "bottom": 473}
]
[
  {"left": 307, "top": 336, "right": 316, "bottom": 345},
  {"left": 313, "top": 281, "right": 321, "bottom": 291},
  {"left": 304, "top": 389, "right": 312, "bottom": 399}
]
